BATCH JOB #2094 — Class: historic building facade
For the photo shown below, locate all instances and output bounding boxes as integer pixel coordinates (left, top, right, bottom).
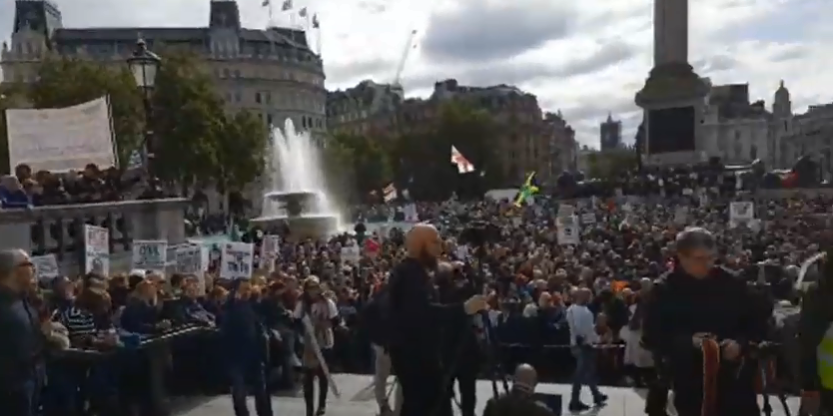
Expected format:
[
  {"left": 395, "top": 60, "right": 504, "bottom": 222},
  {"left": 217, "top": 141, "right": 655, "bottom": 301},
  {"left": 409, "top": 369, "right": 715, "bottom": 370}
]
[{"left": 1, "top": 0, "right": 327, "bottom": 139}]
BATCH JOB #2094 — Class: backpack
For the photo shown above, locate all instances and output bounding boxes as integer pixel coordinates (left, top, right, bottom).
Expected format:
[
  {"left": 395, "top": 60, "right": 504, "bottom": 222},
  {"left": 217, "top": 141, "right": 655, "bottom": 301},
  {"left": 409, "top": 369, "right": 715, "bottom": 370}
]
[{"left": 361, "top": 287, "right": 391, "bottom": 348}]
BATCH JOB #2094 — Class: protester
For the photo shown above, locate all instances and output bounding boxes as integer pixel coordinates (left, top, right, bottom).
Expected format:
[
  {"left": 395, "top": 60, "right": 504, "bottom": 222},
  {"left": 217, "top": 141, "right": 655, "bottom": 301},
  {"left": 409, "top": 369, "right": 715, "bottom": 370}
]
[{"left": 295, "top": 276, "right": 338, "bottom": 416}]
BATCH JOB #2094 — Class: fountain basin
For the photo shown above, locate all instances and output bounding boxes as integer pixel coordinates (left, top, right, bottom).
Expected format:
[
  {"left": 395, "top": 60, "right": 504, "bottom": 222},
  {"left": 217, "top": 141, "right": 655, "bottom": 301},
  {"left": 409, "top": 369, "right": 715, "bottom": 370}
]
[{"left": 250, "top": 213, "right": 339, "bottom": 241}]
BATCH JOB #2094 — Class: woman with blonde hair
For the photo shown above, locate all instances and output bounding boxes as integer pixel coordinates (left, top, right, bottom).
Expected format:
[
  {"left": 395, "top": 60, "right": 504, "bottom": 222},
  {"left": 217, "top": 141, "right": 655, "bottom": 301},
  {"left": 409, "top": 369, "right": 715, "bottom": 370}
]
[{"left": 294, "top": 276, "right": 340, "bottom": 416}]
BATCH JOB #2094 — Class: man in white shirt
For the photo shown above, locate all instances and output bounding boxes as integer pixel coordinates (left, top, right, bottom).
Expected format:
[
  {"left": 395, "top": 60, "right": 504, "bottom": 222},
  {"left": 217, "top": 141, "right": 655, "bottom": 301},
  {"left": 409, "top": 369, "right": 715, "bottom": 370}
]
[{"left": 565, "top": 288, "right": 607, "bottom": 412}]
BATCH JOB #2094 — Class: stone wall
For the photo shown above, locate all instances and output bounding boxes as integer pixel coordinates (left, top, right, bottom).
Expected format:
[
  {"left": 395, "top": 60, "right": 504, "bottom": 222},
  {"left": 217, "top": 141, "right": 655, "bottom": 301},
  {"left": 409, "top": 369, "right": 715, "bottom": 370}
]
[{"left": 0, "top": 198, "right": 188, "bottom": 276}]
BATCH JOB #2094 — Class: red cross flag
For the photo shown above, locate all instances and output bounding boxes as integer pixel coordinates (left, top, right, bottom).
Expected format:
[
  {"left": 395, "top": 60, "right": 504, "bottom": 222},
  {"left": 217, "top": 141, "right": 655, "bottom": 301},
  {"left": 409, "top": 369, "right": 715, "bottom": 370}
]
[{"left": 451, "top": 145, "right": 475, "bottom": 174}]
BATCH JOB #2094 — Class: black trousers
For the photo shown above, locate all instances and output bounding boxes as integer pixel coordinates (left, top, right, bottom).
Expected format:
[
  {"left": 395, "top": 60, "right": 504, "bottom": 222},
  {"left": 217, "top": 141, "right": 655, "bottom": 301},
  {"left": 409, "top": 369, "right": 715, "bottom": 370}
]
[
  {"left": 390, "top": 347, "right": 452, "bottom": 416},
  {"left": 448, "top": 359, "right": 478, "bottom": 416}
]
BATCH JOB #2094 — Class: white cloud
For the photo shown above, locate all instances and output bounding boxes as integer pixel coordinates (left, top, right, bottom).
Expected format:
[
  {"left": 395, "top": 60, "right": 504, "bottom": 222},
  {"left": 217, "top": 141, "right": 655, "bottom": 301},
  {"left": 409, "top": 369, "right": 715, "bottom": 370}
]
[{"left": 1, "top": 0, "right": 831, "bottom": 147}]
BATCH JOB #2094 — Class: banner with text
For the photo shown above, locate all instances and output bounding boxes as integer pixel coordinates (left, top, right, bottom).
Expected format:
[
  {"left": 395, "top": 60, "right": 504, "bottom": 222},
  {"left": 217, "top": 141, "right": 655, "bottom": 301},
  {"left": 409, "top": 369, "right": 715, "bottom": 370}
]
[
  {"left": 5, "top": 96, "right": 116, "bottom": 173},
  {"left": 84, "top": 224, "right": 109, "bottom": 276},
  {"left": 220, "top": 242, "right": 254, "bottom": 280},
  {"left": 132, "top": 240, "right": 168, "bottom": 271},
  {"left": 176, "top": 245, "right": 208, "bottom": 294},
  {"left": 259, "top": 235, "right": 281, "bottom": 271},
  {"left": 32, "top": 254, "right": 59, "bottom": 281}
]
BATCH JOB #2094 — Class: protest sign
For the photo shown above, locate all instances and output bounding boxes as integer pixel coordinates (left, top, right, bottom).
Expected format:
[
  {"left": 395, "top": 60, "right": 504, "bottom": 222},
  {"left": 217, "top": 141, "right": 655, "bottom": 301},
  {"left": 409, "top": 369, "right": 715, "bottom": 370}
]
[
  {"left": 132, "top": 240, "right": 168, "bottom": 271},
  {"left": 32, "top": 254, "right": 59, "bottom": 281},
  {"left": 84, "top": 224, "right": 109, "bottom": 275},
  {"left": 220, "top": 242, "right": 254, "bottom": 280}
]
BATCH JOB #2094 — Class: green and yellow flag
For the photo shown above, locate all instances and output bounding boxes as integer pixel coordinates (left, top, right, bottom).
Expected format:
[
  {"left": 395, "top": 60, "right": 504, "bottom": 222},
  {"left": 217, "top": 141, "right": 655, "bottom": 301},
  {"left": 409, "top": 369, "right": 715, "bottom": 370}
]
[{"left": 513, "top": 172, "right": 539, "bottom": 207}]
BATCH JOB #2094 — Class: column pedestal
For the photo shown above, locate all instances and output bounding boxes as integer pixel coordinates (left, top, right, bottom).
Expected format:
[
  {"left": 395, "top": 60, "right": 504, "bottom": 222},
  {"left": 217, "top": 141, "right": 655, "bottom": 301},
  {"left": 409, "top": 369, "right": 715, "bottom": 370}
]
[{"left": 635, "top": 62, "right": 709, "bottom": 166}]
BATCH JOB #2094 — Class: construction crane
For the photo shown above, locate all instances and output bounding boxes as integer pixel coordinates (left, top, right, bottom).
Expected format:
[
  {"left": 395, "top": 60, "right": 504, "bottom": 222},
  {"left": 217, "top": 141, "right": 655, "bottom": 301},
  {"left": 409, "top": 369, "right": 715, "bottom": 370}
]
[{"left": 369, "top": 29, "right": 418, "bottom": 114}]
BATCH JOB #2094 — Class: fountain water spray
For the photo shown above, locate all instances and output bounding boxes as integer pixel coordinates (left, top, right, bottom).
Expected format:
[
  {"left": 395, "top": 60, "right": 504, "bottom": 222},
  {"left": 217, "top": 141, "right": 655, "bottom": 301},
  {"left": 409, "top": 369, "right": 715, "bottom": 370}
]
[{"left": 251, "top": 119, "right": 342, "bottom": 239}]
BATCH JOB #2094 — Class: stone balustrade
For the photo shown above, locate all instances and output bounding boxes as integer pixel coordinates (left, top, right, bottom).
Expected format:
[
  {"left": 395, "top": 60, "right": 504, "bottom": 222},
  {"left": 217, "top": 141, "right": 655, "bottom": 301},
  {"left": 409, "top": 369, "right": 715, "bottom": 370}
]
[{"left": 0, "top": 198, "right": 188, "bottom": 276}]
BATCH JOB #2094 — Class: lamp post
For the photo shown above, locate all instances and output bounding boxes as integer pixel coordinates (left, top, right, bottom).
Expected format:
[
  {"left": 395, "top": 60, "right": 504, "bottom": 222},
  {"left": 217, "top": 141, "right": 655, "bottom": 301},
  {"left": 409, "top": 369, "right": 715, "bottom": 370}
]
[{"left": 126, "top": 38, "right": 161, "bottom": 179}]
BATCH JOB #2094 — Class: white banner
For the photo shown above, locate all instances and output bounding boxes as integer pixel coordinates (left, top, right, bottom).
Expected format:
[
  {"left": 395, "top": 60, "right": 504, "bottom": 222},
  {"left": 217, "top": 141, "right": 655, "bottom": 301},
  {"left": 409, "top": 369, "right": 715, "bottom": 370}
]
[
  {"left": 259, "top": 235, "right": 281, "bottom": 271},
  {"left": 84, "top": 224, "right": 109, "bottom": 276},
  {"left": 5, "top": 96, "right": 116, "bottom": 173},
  {"left": 580, "top": 213, "right": 596, "bottom": 225},
  {"left": 557, "top": 215, "right": 580, "bottom": 245},
  {"left": 176, "top": 245, "right": 208, "bottom": 294},
  {"left": 32, "top": 254, "right": 59, "bottom": 281},
  {"left": 220, "top": 242, "right": 254, "bottom": 280},
  {"left": 132, "top": 240, "right": 168, "bottom": 271}
]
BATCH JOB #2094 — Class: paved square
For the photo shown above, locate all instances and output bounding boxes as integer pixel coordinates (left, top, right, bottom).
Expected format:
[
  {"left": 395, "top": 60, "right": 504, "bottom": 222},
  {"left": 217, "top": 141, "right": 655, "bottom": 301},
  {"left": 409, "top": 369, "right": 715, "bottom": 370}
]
[{"left": 177, "top": 374, "right": 800, "bottom": 416}]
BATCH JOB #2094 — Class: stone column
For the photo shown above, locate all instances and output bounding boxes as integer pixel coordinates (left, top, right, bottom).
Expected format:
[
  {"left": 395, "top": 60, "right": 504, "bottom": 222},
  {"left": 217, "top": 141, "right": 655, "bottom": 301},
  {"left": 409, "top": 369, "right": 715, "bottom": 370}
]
[{"left": 636, "top": 0, "right": 708, "bottom": 167}]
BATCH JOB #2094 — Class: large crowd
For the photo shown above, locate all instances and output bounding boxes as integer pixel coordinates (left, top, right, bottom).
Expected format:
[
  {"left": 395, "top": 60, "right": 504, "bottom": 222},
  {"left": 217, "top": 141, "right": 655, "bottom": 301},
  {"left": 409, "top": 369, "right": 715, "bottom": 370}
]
[{"left": 2, "top": 166, "right": 828, "bottom": 416}]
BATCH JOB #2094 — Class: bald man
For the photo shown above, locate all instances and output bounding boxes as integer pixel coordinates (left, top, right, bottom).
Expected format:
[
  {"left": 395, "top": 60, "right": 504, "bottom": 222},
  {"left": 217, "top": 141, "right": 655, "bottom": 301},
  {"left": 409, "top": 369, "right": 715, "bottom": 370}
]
[
  {"left": 482, "top": 364, "right": 555, "bottom": 416},
  {"left": 387, "top": 224, "right": 487, "bottom": 416},
  {"left": 0, "top": 249, "right": 44, "bottom": 416}
]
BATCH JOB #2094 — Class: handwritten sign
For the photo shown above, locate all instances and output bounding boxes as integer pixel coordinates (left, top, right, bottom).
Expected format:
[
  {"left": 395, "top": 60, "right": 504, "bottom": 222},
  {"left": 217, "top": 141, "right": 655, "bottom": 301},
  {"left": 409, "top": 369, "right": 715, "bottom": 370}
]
[
  {"left": 220, "top": 242, "right": 254, "bottom": 280},
  {"left": 84, "top": 224, "right": 109, "bottom": 276},
  {"left": 32, "top": 254, "right": 59, "bottom": 281},
  {"left": 132, "top": 240, "right": 168, "bottom": 271}
]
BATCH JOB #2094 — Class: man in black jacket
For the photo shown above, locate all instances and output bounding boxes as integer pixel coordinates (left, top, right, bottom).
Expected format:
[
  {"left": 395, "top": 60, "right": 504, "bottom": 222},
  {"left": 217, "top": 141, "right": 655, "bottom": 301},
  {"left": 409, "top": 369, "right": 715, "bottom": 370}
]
[
  {"left": 0, "top": 249, "right": 45, "bottom": 416},
  {"left": 642, "top": 227, "right": 770, "bottom": 416},
  {"left": 387, "top": 224, "right": 487, "bottom": 416}
]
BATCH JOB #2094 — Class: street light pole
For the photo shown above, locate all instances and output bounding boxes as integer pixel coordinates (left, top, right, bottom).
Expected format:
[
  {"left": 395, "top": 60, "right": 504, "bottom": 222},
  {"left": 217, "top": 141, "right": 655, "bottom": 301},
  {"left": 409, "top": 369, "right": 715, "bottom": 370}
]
[{"left": 126, "top": 37, "right": 161, "bottom": 180}]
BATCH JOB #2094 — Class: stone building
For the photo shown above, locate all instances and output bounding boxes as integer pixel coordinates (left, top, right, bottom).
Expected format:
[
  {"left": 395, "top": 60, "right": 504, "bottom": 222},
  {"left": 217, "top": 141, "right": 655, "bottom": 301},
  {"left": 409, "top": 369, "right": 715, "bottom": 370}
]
[
  {"left": 780, "top": 102, "right": 833, "bottom": 177},
  {"left": 1, "top": 0, "right": 327, "bottom": 139},
  {"left": 699, "top": 80, "right": 794, "bottom": 168},
  {"left": 543, "top": 111, "right": 578, "bottom": 178}
]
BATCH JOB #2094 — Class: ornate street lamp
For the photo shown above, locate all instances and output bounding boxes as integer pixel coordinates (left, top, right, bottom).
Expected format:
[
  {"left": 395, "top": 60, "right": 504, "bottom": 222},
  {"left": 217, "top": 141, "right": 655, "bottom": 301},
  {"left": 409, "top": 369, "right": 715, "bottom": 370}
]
[{"left": 126, "top": 38, "right": 161, "bottom": 179}]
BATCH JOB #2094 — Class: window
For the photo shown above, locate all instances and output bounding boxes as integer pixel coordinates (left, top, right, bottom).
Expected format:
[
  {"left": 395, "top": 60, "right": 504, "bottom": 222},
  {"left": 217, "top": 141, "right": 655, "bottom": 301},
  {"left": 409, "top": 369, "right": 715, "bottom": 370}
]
[
  {"left": 265, "top": 92, "right": 272, "bottom": 105},
  {"left": 255, "top": 92, "right": 262, "bottom": 104},
  {"left": 267, "top": 113, "right": 273, "bottom": 126},
  {"left": 234, "top": 91, "right": 241, "bottom": 102},
  {"left": 750, "top": 144, "right": 757, "bottom": 160},
  {"left": 223, "top": 68, "right": 230, "bottom": 78},
  {"left": 233, "top": 70, "right": 240, "bottom": 78}
]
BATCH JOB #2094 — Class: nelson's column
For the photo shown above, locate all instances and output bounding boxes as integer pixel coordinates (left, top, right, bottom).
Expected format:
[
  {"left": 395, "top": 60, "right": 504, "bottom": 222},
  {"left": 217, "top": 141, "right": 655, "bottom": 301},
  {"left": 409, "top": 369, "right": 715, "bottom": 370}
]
[{"left": 635, "top": 0, "right": 709, "bottom": 166}]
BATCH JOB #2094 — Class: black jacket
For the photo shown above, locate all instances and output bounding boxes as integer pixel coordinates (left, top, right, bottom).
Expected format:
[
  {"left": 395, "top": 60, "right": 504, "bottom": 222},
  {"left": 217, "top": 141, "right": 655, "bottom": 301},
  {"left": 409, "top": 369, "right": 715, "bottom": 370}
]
[
  {"left": 387, "top": 258, "right": 467, "bottom": 357},
  {"left": 642, "top": 267, "right": 769, "bottom": 411}
]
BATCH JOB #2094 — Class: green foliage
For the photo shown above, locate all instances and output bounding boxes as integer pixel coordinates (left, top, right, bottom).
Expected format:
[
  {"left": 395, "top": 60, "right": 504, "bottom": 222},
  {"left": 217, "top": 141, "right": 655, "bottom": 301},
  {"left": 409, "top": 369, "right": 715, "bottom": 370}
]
[
  {"left": 586, "top": 150, "right": 638, "bottom": 179},
  {"left": 214, "top": 110, "right": 268, "bottom": 192},
  {"left": 391, "top": 100, "right": 501, "bottom": 200},
  {"left": 150, "top": 52, "right": 226, "bottom": 188},
  {"left": 28, "top": 57, "right": 144, "bottom": 165},
  {"left": 330, "top": 132, "right": 392, "bottom": 197}
]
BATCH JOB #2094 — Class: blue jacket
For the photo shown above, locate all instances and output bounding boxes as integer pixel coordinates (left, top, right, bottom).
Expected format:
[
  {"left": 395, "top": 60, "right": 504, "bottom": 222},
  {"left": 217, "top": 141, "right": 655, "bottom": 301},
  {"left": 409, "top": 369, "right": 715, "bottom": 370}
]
[
  {"left": 120, "top": 299, "right": 161, "bottom": 334},
  {"left": 0, "top": 188, "right": 30, "bottom": 209},
  {"left": 221, "top": 297, "right": 268, "bottom": 365}
]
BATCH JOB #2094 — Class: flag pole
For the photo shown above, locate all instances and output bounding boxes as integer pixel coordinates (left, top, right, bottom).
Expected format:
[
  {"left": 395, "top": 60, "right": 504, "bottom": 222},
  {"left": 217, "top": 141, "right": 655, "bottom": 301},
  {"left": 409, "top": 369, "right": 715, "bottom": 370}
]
[{"left": 316, "top": 20, "right": 322, "bottom": 56}]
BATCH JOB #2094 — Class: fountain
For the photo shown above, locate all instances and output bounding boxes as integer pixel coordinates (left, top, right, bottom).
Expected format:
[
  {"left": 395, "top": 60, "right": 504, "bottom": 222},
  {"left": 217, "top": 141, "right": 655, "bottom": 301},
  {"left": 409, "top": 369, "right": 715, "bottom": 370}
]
[{"left": 250, "top": 119, "right": 341, "bottom": 240}]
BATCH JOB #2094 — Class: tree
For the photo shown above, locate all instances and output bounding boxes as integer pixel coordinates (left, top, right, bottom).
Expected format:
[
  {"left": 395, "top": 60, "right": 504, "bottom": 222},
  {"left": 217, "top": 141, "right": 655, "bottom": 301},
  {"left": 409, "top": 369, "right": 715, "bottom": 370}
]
[
  {"left": 214, "top": 110, "right": 268, "bottom": 193},
  {"left": 392, "top": 100, "right": 500, "bottom": 200},
  {"left": 330, "top": 132, "right": 392, "bottom": 197},
  {"left": 28, "top": 57, "right": 144, "bottom": 165},
  {"left": 150, "top": 51, "right": 227, "bottom": 191},
  {"left": 586, "top": 150, "right": 638, "bottom": 179}
]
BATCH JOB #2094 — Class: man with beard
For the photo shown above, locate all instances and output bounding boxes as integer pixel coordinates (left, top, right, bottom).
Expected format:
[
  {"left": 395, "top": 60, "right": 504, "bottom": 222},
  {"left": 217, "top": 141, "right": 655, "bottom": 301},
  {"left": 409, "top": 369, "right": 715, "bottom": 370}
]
[
  {"left": 642, "top": 227, "right": 770, "bottom": 416},
  {"left": 387, "top": 224, "right": 487, "bottom": 416}
]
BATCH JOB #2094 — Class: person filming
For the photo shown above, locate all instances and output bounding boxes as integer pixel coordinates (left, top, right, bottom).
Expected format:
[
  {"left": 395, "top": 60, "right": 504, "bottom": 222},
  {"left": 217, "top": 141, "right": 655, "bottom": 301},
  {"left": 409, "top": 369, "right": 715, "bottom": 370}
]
[
  {"left": 642, "top": 227, "right": 770, "bottom": 416},
  {"left": 387, "top": 224, "right": 488, "bottom": 416}
]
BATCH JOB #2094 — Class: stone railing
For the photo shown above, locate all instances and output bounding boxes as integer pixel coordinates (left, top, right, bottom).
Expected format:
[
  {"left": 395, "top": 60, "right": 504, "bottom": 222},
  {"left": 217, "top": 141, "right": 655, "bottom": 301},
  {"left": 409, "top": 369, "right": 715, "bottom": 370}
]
[{"left": 0, "top": 198, "right": 188, "bottom": 276}]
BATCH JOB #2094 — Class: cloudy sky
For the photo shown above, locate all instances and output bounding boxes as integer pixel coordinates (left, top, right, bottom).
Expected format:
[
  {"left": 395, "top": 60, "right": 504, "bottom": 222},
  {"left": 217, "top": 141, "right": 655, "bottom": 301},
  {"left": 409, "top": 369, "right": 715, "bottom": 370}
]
[{"left": 1, "top": 0, "right": 831, "bottom": 147}]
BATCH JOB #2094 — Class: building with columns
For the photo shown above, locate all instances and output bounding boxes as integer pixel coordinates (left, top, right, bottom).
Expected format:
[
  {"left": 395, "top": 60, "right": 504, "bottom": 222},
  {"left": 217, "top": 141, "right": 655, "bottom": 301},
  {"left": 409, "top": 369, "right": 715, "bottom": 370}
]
[{"left": 1, "top": 0, "right": 327, "bottom": 139}]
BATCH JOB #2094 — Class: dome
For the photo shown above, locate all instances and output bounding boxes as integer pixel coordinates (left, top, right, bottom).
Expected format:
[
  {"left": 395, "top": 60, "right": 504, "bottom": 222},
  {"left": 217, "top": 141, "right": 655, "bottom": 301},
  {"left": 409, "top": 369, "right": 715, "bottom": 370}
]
[{"left": 775, "top": 80, "right": 790, "bottom": 100}]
